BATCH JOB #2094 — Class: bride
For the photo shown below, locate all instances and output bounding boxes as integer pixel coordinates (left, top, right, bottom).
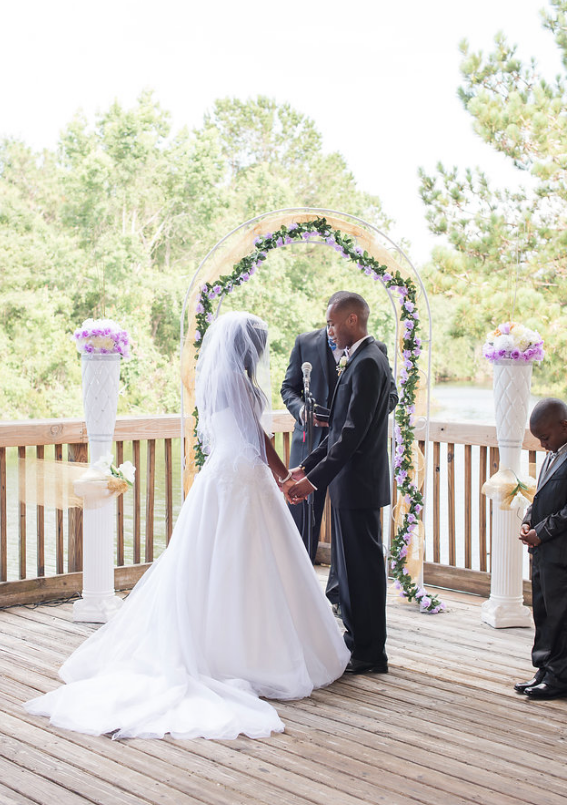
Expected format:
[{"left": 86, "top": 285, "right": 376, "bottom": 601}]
[{"left": 25, "top": 311, "right": 350, "bottom": 740}]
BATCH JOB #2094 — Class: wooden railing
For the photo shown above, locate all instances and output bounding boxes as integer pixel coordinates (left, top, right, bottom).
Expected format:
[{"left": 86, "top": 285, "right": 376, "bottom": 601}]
[{"left": 0, "top": 414, "right": 542, "bottom": 606}]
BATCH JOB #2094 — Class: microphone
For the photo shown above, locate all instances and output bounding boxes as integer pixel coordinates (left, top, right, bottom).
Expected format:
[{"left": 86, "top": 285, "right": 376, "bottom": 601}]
[{"left": 301, "top": 362, "right": 312, "bottom": 397}]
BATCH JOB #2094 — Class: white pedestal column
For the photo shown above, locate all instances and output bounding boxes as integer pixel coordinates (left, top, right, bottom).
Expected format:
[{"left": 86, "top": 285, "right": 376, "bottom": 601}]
[
  {"left": 481, "top": 361, "right": 533, "bottom": 629},
  {"left": 73, "top": 354, "right": 123, "bottom": 623}
]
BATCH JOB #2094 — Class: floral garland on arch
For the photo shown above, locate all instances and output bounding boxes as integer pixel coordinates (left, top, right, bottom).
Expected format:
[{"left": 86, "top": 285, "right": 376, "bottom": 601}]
[{"left": 192, "top": 217, "right": 444, "bottom": 612}]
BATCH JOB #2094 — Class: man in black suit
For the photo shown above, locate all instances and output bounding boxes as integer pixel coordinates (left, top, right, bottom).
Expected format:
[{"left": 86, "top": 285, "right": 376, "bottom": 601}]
[
  {"left": 515, "top": 398, "right": 567, "bottom": 700},
  {"left": 289, "top": 292, "right": 394, "bottom": 674},
  {"left": 281, "top": 317, "right": 397, "bottom": 564},
  {"left": 280, "top": 326, "right": 338, "bottom": 565}
]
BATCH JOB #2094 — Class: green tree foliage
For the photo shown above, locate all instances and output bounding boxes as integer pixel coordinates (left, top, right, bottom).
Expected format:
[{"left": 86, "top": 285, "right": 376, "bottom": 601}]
[
  {"left": 419, "top": 0, "right": 567, "bottom": 396},
  {"left": 0, "top": 93, "right": 394, "bottom": 417}
]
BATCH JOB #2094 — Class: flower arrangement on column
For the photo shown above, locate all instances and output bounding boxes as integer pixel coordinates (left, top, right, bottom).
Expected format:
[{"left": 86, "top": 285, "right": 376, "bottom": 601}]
[
  {"left": 192, "top": 217, "right": 443, "bottom": 612},
  {"left": 72, "top": 318, "right": 133, "bottom": 623},
  {"left": 481, "top": 320, "right": 544, "bottom": 628}
]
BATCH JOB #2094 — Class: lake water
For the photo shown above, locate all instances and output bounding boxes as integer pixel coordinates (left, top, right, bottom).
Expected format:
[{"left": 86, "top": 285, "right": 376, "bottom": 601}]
[{"left": 4, "top": 384, "right": 542, "bottom": 581}]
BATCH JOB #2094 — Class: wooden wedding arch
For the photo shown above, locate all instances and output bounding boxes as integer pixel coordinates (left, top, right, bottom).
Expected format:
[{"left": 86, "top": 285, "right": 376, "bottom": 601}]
[{"left": 179, "top": 207, "right": 441, "bottom": 610}]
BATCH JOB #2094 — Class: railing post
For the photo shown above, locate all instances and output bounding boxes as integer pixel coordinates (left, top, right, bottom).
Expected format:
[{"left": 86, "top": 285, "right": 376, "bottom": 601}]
[{"left": 67, "top": 442, "right": 87, "bottom": 572}]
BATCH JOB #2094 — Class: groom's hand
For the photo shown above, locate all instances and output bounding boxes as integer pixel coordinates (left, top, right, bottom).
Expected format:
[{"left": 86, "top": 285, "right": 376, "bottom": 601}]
[{"left": 290, "top": 476, "right": 316, "bottom": 504}]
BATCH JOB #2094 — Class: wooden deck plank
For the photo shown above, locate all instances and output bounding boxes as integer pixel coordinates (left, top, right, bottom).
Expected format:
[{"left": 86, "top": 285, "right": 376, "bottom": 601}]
[{"left": 0, "top": 571, "right": 565, "bottom": 805}]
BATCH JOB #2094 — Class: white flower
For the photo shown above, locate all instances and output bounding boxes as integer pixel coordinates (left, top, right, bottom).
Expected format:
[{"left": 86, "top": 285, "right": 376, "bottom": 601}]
[
  {"left": 494, "top": 334, "right": 514, "bottom": 353},
  {"left": 118, "top": 461, "right": 136, "bottom": 484},
  {"left": 509, "top": 491, "right": 528, "bottom": 510},
  {"left": 92, "top": 453, "right": 114, "bottom": 474}
]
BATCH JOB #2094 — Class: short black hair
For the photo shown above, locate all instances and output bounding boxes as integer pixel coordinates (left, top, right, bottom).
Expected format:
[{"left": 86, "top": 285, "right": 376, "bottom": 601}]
[
  {"left": 327, "top": 291, "right": 369, "bottom": 323},
  {"left": 529, "top": 397, "right": 567, "bottom": 428}
]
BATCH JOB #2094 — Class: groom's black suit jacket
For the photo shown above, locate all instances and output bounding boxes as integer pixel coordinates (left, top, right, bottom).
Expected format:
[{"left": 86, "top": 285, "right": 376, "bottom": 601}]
[
  {"left": 281, "top": 328, "right": 397, "bottom": 471},
  {"left": 301, "top": 335, "right": 393, "bottom": 509}
]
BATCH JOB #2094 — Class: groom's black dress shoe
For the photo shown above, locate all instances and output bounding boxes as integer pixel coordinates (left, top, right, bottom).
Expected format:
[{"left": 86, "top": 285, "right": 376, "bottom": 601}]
[
  {"left": 524, "top": 682, "right": 566, "bottom": 700},
  {"left": 514, "top": 670, "right": 545, "bottom": 694},
  {"left": 345, "top": 658, "right": 388, "bottom": 675}
]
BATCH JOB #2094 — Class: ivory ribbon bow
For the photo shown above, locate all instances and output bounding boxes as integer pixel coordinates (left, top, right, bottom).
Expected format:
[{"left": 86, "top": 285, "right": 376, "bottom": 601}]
[{"left": 481, "top": 464, "right": 536, "bottom": 511}]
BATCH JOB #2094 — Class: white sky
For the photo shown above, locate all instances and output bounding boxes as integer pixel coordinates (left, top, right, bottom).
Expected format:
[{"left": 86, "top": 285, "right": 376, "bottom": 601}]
[{"left": 1, "top": 0, "right": 562, "bottom": 265}]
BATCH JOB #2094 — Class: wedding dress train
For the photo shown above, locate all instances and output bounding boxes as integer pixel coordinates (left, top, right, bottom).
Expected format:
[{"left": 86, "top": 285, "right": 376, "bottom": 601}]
[{"left": 25, "top": 407, "right": 350, "bottom": 739}]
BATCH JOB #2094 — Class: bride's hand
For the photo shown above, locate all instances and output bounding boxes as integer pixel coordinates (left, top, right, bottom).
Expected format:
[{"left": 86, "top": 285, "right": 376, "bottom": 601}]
[
  {"left": 280, "top": 477, "right": 296, "bottom": 502},
  {"left": 290, "top": 466, "right": 306, "bottom": 482}
]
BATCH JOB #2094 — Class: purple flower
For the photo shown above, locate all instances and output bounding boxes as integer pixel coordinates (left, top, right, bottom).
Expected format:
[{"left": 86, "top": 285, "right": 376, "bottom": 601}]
[
  {"left": 394, "top": 580, "right": 401, "bottom": 590},
  {"left": 326, "top": 236, "right": 336, "bottom": 246},
  {"left": 208, "top": 291, "right": 217, "bottom": 300},
  {"left": 416, "top": 587, "right": 427, "bottom": 599},
  {"left": 195, "top": 330, "right": 201, "bottom": 341},
  {"left": 206, "top": 313, "right": 214, "bottom": 323},
  {"left": 399, "top": 546, "right": 408, "bottom": 559},
  {"left": 399, "top": 368, "right": 409, "bottom": 383},
  {"left": 396, "top": 470, "right": 407, "bottom": 484},
  {"left": 288, "top": 222, "right": 299, "bottom": 231},
  {"left": 393, "top": 456, "right": 403, "bottom": 469},
  {"left": 420, "top": 596, "right": 431, "bottom": 608},
  {"left": 402, "top": 568, "right": 409, "bottom": 576},
  {"left": 404, "top": 359, "right": 413, "bottom": 369},
  {"left": 415, "top": 504, "right": 423, "bottom": 513},
  {"left": 407, "top": 513, "right": 417, "bottom": 524},
  {"left": 285, "top": 236, "right": 293, "bottom": 245},
  {"left": 364, "top": 267, "right": 372, "bottom": 275},
  {"left": 498, "top": 322, "right": 511, "bottom": 335},
  {"left": 302, "top": 231, "right": 312, "bottom": 240},
  {"left": 355, "top": 246, "right": 363, "bottom": 255},
  {"left": 510, "top": 348, "right": 521, "bottom": 360},
  {"left": 84, "top": 343, "right": 94, "bottom": 353},
  {"left": 196, "top": 302, "right": 204, "bottom": 314},
  {"left": 241, "top": 272, "right": 250, "bottom": 282},
  {"left": 383, "top": 273, "right": 392, "bottom": 282},
  {"left": 264, "top": 232, "right": 273, "bottom": 240}
]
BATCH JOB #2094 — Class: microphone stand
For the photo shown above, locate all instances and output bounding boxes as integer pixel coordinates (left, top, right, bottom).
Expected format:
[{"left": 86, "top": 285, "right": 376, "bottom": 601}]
[{"left": 303, "top": 390, "right": 315, "bottom": 560}]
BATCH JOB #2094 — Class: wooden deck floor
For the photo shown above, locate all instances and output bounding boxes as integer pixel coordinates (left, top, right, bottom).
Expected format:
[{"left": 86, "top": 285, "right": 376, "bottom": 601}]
[{"left": 0, "top": 569, "right": 566, "bottom": 805}]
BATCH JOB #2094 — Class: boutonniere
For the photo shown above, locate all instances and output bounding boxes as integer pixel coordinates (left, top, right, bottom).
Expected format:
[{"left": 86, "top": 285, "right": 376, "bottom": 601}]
[{"left": 337, "top": 355, "right": 348, "bottom": 376}]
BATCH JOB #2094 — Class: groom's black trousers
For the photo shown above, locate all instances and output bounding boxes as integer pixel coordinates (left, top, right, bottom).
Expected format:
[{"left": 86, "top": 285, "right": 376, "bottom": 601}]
[{"left": 331, "top": 506, "right": 387, "bottom": 664}]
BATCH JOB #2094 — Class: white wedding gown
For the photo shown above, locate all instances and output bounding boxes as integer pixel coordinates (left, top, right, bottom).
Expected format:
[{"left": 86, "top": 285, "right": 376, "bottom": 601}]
[{"left": 25, "top": 407, "right": 350, "bottom": 740}]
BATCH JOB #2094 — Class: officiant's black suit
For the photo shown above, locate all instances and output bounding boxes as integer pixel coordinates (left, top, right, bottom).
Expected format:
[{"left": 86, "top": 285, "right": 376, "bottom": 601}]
[
  {"left": 281, "top": 328, "right": 397, "bottom": 569},
  {"left": 522, "top": 453, "right": 567, "bottom": 689},
  {"left": 281, "top": 328, "right": 337, "bottom": 563},
  {"left": 301, "top": 335, "right": 393, "bottom": 665}
]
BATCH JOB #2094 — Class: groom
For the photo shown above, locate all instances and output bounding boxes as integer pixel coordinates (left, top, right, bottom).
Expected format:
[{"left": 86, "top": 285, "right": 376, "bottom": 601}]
[{"left": 289, "top": 292, "right": 393, "bottom": 674}]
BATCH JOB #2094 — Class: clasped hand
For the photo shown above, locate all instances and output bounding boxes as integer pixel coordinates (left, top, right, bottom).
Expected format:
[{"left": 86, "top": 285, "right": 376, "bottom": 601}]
[
  {"left": 279, "top": 467, "right": 313, "bottom": 504},
  {"left": 519, "top": 523, "right": 541, "bottom": 548}
]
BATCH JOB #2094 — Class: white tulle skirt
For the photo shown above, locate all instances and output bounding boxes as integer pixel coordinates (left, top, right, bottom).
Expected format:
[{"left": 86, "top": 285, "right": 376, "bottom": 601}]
[{"left": 25, "top": 438, "right": 350, "bottom": 740}]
